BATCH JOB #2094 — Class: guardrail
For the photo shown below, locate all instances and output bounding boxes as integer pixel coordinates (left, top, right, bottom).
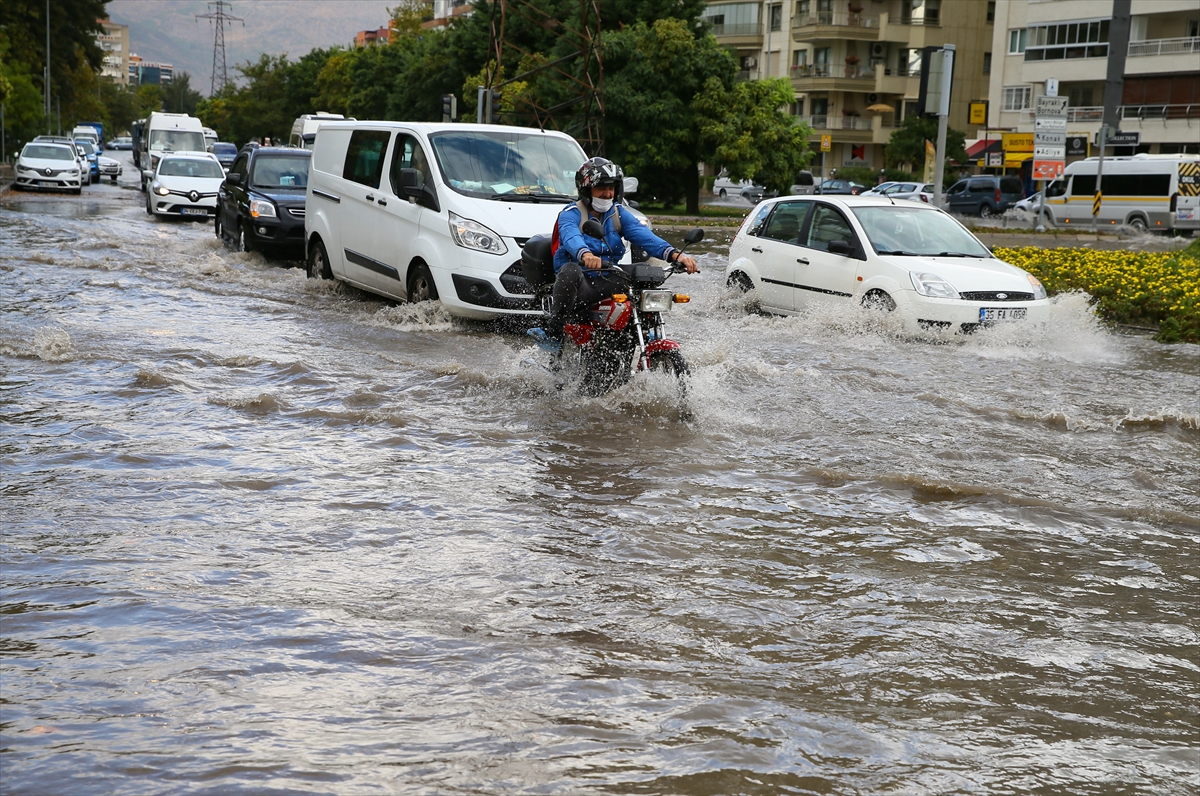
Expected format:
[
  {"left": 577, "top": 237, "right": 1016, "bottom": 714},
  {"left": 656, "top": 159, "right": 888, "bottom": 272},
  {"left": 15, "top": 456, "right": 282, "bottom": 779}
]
[
  {"left": 790, "top": 64, "right": 876, "bottom": 79},
  {"left": 1127, "top": 36, "right": 1200, "bottom": 57},
  {"left": 1018, "top": 104, "right": 1200, "bottom": 123}
]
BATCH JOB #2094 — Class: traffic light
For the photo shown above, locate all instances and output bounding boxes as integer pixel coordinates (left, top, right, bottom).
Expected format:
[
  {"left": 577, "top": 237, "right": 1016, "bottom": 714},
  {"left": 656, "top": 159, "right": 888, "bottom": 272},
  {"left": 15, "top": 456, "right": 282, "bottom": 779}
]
[
  {"left": 488, "top": 90, "right": 502, "bottom": 125},
  {"left": 441, "top": 94, "right": 457, "bottom": 122}
]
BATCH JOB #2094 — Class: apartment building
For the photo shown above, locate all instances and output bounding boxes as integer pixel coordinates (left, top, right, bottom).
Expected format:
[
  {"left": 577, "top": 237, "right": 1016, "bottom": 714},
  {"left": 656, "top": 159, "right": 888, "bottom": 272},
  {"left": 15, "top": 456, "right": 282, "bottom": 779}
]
[
  {"left": 128, "top": 55, "right": 173, "bottom": 87},
  {"left": 703, "top": 0, "right": 996, "bottom": 177},
  {"left": 988, "top": 0, "right": 1200, "bottom": 168},
  {"left": 97, "top": 19, "right": 130, "bottom": 85},
  {"left": 355, "top": 27, "right": 393, "bottom": 47}
]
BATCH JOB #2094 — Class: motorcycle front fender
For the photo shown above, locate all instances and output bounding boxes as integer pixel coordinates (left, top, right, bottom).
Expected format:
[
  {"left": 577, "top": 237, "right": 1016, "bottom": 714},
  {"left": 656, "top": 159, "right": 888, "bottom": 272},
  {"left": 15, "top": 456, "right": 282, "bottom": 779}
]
[{"left": 644, "top": 339, "right": 681, "bottom": 354}]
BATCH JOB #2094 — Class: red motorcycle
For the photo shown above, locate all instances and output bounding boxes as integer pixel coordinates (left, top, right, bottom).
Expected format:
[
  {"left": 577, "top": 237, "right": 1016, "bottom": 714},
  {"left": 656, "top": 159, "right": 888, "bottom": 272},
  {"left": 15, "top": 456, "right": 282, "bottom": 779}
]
[{"left": 521, "top": 220, "right": 704, "bottom": 398}]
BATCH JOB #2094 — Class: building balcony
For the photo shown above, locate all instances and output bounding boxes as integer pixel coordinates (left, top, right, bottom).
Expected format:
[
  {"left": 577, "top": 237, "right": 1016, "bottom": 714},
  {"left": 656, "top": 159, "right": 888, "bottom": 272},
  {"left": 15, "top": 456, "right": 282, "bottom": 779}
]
[
  {"left": 1124, "top": 36, "right": 1200, "bottom": 75},
  {"left": 1128, "top": 36, "right": 1200, "bottom": 56},
  {"left": 791, "top": 11, "right": 880, "bottom": 43},
  {"left": 710, "top": 22, "right": 765, "bottom": 48},
  {"left": 790, "top": 64, "right": 877, "bottom": 92},
  {"left": 1018, "top": 105, "right": 1199, "bottom": 125},
  {"left": 801, "top": 114, "right": 896, "bottom": 144},
  {"left": 877, "top": 11, "right": 940, "bottom": 46}
]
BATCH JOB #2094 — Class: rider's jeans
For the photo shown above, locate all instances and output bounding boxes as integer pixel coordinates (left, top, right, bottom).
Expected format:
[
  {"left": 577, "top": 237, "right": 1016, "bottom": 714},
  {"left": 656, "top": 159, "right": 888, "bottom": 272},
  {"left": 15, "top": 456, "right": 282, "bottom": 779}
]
[{"left": 547, "top": 262, "right": 631, "bottom": 336}]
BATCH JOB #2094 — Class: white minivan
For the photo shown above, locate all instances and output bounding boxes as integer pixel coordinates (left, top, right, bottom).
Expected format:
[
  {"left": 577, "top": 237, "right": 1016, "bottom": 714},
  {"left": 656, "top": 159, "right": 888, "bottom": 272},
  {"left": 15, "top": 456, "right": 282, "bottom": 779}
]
[
  {"left": 1042, "top": 154, "right": 1200, "bottom": 233},
  {"left": 305, "top": 121, "right": 592, "bottom": 321}
]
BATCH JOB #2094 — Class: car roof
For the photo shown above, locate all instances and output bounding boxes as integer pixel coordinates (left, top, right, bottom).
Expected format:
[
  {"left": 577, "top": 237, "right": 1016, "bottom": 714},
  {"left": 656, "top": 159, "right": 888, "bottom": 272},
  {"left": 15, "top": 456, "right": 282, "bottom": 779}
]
[
  {"left": 160, "top": 151, "right": 220, "bottom": 161},
  {"left": 760, "top": 194, "right": 942, "bottom": 211},
  {"left": 249, "top": 146, "right": 311, "bottom": 157}
]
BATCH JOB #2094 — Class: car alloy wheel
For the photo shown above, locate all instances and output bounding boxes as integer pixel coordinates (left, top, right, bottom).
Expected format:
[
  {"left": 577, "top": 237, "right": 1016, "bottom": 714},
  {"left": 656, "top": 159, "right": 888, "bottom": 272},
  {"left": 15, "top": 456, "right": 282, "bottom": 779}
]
[
  {"left": 980, "top": 204, "right": 994, "bottom": 218},
  {"left": 407, "top": 263, "right": 438, "bottom": 303},
  {"left": 307, "top": 238, "right": 332, "bottom": 280}
]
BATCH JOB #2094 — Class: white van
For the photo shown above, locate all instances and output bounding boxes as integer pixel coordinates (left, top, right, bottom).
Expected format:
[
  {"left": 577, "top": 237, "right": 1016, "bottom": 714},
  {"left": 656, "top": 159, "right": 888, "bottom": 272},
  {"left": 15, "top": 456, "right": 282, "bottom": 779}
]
[
  {"left": 138, "top": 112, "right": 208, "bottom": 191},
  {"left": 306, "top": 121, "right": 595, "bottom": 320},
  {"left": 1042, "top": 154, "right": 1200, "bottom": 233},
  {"left": 289, "top": 113, "right": 351, "bottom": 149}
]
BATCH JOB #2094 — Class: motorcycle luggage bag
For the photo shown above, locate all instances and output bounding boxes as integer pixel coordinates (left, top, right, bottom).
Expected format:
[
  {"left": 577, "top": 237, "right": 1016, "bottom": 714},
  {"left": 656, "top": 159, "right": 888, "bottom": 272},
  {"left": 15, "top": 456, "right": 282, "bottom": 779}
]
[{"left": 520, "top": 234, "right": 556, "bottom": 292}]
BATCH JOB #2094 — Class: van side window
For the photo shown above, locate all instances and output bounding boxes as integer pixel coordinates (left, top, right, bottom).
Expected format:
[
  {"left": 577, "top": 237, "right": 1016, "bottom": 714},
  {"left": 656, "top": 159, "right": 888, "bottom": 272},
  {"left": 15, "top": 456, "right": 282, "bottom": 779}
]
[
  {"left": 968, "top": 180, "right": 991, "bottom": 193},
  {"left": 1046, "top": 179, "right": 1066, "bottom": 198},
  {"left": 388, "top": 134, "right": 432, "bottom": 195},
  {"left": 342, "top": 130, "right": 391, "bottom": 189}
]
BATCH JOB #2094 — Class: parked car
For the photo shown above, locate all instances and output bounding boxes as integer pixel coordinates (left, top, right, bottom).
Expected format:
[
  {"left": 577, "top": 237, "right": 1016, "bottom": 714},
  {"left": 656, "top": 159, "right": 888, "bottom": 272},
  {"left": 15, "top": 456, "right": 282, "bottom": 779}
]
[
  {"left": 945, "top": 175, "right": 1025, "bottom": 218},
  {"left": 96, "top": 153, "right": 123, "bottom": 183},
  {"left": 216, "top": 146, "right": 311, "bottom": 257},
  {"left": 212, "top": 142, "right": 238, "bottom": 170},
  {"left": 1012, "top": 191, "right": 1042, "bottom": 214},
  {"left": 14, "top": 141, "right": 83, "bottom": 194},
  {"left": 109, "top": 136, "right": 133, "bottom": 150},
  {"left": 713, "top": 171, "right": 770, "bottom": 203},
  {"left": 34, "top": 135, "right": 89, "bottom": 178},
  {"left": 725, "top": 195, "right": 1050, "bottom": 334},
  {"left": 789, "top": 170, "right": 817, "bottom": 196},
  {"left": 814, "top": 178, "right": 866, "bottom": 195},
  {"left": 74, "top": 139, "right": 101, "bottom": 183},
  {"left": 863, "top": 181, "right": 900, "bottom": 195},
  {"left": 144, "top": 152, "right": 225, "bottom": 220},
  {"left": 881, "top": 182, "right": 935, "bottom": 203}
]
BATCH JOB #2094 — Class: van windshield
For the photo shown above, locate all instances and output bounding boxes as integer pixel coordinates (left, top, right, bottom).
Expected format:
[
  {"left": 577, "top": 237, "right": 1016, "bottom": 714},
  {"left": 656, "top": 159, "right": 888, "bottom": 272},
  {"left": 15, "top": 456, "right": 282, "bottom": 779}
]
[
  {"left": 149, "top": 129, "right": 206, "bottom": 153},
  {"left": 429, "top": 130, "right": 584, "bottom": 201}
]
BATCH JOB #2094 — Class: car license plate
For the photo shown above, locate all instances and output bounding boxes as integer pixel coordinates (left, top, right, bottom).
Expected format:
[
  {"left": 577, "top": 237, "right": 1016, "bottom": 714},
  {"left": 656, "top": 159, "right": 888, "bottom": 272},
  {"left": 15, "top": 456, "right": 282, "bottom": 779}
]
[
  {"left": 38, "top": 181, "right": 57, "bottom": 188},
  {"left": 980, "top": 307, "right": 1027, "bottom": 323},
  {"left": 180, "top": 208, "right": 208, "bottom": 216}
]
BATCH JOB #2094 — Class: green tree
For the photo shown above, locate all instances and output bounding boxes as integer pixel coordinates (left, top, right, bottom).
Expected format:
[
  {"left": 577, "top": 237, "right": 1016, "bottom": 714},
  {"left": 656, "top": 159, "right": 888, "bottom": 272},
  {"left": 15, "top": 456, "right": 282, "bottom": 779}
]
[
  {"left": 0, "top": 32, "right": 46, "bottom": 151},
  {"left": 313, "top": 51, "right": 355, "bottom": 116},
  {"left": 136, "top": 83, "right": 164, "bottom": 117},
  {"left": 389, "top": 0, "right": 430, "bottom": 37},
  {"left": 163, "top": 72, "right": 203, "bottom": 115},
  {"left": 0, "top": 0, "right": 106, "bottom": 116},
  {"left": 884, "top": 114, "right": 967, "bottom": 176}
]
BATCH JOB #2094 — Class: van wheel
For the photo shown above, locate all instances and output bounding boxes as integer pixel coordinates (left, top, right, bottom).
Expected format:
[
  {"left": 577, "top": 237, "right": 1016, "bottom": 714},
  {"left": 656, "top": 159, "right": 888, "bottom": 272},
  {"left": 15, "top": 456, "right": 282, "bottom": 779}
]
[
  {"left": 1127, "top": 216, "right": 1148, "bottom": 232},
  {"left": 862, "top": 290, "right": 896, "bottom": 312},
  {"left": 407, "top": 263, "right": 438, "bottom": 303},
  {"left": 718, "top": 188, "right": 727, "bottom": 199},
  {"left": 307, "top": 237, "right": 332, "bottom": 280},
  {"left": 979, "top": 204, "right": 994, "bottom": 219}
]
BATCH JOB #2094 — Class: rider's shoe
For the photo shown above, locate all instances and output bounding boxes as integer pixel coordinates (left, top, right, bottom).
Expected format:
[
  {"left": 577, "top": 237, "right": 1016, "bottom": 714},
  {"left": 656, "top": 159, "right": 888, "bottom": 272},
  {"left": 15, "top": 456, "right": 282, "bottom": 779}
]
[{"left": 527, "top": 327, "right": 563, "bottom": 352}]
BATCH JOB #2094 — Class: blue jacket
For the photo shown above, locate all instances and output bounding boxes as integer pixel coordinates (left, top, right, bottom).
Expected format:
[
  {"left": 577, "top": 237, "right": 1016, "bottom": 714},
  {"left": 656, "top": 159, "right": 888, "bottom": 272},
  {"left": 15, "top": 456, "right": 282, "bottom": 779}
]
[{"left": 553, "top": 203, "right": 677, "bottom": 273}]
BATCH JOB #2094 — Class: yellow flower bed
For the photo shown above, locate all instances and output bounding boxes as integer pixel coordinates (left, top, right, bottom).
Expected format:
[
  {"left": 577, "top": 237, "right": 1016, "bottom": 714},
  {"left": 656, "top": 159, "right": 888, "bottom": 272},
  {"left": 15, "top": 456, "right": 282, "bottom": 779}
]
[{"left": 993, "top": 242, "right": 1200, "bottom": 343}]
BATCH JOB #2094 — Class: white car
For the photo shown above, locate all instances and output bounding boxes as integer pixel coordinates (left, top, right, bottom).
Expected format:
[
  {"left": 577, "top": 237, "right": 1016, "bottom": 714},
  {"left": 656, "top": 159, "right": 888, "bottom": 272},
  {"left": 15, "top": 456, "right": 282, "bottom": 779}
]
[
  {"left": 1013, "top": 192, "right": 1042, "bottom": 214},
  {"left": 145, "top": 152, "right": 224, "bottom": 219},
  {"left": 725, "top": 195, "right": 1051, "bottom": 334},
  {"left": 713, "top": 171, "right": 771, "bottom": 203},
  {"left": 14, "top": 142, "right": 83, "bottom": 194},
  {"left": 97, "top": 154, "right": 123, "bottom": 183},
  {"left": 880, "top": 181, "right": 935, "bottom": 204}
]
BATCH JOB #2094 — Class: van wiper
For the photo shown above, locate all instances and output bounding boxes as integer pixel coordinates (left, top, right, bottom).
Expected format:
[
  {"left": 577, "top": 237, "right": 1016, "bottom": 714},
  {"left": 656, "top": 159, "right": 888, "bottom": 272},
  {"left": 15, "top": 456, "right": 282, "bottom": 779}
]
[{"left": 489, "top": 192, "right": 574, "bottom": 203}]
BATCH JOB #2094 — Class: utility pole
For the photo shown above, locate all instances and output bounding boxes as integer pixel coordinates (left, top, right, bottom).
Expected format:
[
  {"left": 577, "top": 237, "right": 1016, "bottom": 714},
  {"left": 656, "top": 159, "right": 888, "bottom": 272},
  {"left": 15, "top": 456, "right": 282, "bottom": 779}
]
[
  {"left": 196, "top": 1, "right": 244, "bottom": 96},
  {"left": 931, "top": 45, "right": 954, "bottom": 209},
  {"left": 1093, "top": 0, "right": 1132, "bottom": 231},
  {"left": 45, "top": 0, "right": 51, "bottom": 132}
]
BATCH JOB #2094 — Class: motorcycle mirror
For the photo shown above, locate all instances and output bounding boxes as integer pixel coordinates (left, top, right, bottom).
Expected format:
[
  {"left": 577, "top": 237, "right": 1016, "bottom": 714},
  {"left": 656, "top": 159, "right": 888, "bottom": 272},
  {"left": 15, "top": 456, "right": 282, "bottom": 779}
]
[
  {"left": 683, "top": 228, "right": 704, "bottom": 245},
  {"left": 581, "top": 218, "right": 605, "bottom": 239}
]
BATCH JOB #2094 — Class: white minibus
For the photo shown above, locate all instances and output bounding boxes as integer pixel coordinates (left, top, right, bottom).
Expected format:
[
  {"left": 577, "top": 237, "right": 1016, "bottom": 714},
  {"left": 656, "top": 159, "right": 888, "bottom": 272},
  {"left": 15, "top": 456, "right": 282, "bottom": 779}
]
[{"left": 1043, "top": 154, "right": 1200, "bottom": 233}]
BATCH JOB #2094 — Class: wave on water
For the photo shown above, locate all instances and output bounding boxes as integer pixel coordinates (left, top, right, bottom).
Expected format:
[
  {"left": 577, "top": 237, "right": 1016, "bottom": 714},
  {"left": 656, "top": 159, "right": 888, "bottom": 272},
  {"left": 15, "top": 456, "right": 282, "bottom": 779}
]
[
  {"left": 367, "top": 300, "right": 457, "bottom": 332},
  {"left": 207, "top": 391, "right": 287, "bottom": 415},
  {"left": 0, "top": 324, "right": 77, "bottom": 361}
]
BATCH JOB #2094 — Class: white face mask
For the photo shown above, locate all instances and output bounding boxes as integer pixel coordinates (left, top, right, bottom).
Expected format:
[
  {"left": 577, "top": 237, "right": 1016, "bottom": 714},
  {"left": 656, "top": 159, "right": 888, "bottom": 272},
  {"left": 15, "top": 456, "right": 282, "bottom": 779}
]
[{"left": 590, "top": 197, "right": 613, "bottom": 213}]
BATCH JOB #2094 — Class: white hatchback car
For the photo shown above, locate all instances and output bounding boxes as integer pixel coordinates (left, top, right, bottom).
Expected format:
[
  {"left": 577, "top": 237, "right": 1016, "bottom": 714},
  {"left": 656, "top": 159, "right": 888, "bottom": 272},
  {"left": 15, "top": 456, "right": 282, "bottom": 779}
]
[
  {"left": 145, "top": 152, "right": 224, "bottom": 219},
  {"left": 15, "top": 142, "right": 84, "bottom": 194},
  {"left": 725, "top": 195, "right": 1051, "bottom": 333}
]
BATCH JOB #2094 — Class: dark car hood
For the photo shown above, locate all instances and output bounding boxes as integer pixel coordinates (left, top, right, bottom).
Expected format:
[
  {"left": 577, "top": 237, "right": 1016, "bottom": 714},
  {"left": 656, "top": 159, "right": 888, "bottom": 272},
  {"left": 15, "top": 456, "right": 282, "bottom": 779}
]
[{"left": 250, "top": 186, "right": 307, "bottom": 205}]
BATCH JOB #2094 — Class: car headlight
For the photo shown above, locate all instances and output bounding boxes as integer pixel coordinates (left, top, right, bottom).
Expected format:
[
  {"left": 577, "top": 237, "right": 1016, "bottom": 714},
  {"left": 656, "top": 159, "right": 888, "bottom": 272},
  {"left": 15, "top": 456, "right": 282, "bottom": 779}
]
[
  {"left": 17, "top": 163, "right": 34, "bottom": 172},
  {"left": 910, "top": 271, "right": 960, "bottom": 299},
  {"left": 1026, "top": 273, "right": 1047, "bottom": 300},
  {"left": 448, "top": 211, "right": 507, "bottom": 255},
  {"left": 250, "top": 198, "right": 277, "bottom": 219},
  {"left": 153, "top": 182, "right": 170, "bottom": 196}
]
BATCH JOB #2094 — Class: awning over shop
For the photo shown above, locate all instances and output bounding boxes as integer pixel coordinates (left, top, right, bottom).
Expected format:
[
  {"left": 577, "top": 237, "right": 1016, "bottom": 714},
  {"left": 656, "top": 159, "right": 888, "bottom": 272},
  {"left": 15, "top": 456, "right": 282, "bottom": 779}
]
[
  {"left": 966, "top": 138, "right": 1004, "bottom": 158},
  {"left": 1004, "top": 152, "right": 1033, "bottom": 168}
]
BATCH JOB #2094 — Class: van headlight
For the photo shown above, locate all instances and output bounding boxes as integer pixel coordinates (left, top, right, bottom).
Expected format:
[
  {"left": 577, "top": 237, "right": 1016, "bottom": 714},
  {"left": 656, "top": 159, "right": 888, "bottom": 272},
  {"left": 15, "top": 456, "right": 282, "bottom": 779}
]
[
  {"left": 448, "top": 212, "right": 507, "bottom": 255},
  {"left": 250, "top": 198, "right": 277, "bottom": 219},
  {"left": 1026, "top": 273, "right": 1047, "bottom": 300},
  {"left": 909, "top": 272, "right": 960, "bottom": 299}
]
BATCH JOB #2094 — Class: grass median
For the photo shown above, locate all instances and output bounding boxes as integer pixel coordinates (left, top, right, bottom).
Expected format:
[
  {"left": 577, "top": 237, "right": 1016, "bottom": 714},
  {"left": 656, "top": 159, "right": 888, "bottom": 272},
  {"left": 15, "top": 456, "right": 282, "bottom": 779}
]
[{"left": 994, "top": 240, "right": 1200, "bottom": 344}]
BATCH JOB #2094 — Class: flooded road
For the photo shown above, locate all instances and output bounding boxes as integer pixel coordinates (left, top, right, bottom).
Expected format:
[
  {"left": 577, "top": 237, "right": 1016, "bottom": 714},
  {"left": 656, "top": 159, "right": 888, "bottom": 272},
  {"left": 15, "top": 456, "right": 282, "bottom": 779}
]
[{"left": 2, "top": 172, "right": 1198, "bottom": 795}]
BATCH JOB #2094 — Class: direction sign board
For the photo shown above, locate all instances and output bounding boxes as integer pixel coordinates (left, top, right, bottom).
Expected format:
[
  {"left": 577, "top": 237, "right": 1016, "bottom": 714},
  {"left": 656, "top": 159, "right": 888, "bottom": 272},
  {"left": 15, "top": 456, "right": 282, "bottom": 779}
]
[{"left": 1033, "top": 95, "right": 1068, "bottom": 181}]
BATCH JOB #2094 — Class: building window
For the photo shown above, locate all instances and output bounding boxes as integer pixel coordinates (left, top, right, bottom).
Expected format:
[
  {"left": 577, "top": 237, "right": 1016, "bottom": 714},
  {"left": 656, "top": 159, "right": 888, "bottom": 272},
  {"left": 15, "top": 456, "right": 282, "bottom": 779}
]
[
  {"left": 1008, "top": 29, "right": 1026, "bottom": 54},
  {"left": 702, "top": 3, "right": 760, "bottom": 36},
  {"left": 1025, "top": 19, "right": 1110, "bottom": 62},
  {"left": 987, "top": 1, "right": 995, "bottom": 24},
  {"left": 793, "top": 49, "right": 808, "bottom": 67},
  {"left": 983, "top": 52, "right": 992, "bottom": 74},
  {"left": 811, "top": 97, "right": 829, "bottom": 116},
  {"left": 770, "top": 3, "right": 782, "bottom": 32},
  {"left": 1002, "top": 85, "right": 1031, "bottom": 111},
  {"left": 793, "top": 99, "right": 805, "bottom": 117},
  {"left": 902, "top": 100, "right": 919, "bottom": 121}
]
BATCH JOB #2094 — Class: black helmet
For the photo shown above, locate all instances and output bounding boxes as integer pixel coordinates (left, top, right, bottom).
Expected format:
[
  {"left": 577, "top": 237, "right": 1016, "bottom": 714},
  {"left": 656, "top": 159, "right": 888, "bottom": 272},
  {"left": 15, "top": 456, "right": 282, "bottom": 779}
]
[{"left": 575, "top": 157, "right": 624, "bottom": 208}]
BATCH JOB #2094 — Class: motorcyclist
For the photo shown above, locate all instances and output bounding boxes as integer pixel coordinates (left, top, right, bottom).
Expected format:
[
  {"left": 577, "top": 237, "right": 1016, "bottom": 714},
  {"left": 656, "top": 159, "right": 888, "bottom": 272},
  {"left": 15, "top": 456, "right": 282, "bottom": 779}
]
[{"left": 539, "top": 157, "right": 698, "bottom": 340}]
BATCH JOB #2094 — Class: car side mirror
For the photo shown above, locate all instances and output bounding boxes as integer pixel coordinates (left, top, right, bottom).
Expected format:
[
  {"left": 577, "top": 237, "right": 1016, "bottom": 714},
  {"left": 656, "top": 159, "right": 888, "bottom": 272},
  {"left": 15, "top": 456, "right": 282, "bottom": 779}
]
[
  {"left": 581, "top": 218, "right": 605, "bottom": 239},
  {"left": 623, "top": 176, "right": 638, "bottom": 195},
  {"left": 827, "top": 240, "right": 853, "bottom": 256},
  {"left": 226, "top": 173, "right": 241, "bottom": 185},
  {"left": 398, "top": 167, "right": 440, "bottom": 212}
]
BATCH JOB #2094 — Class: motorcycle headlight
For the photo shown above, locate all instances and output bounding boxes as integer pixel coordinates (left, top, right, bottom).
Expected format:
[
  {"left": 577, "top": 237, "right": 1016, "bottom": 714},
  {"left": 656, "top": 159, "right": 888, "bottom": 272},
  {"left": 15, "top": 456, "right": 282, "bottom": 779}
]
[
  {"left": 909, "top": 271, "right": 960, "bottom": 299},
  {"left": 1026, "top": 273, "right": 1047, "bottom": 300},
  {"left": 250, "top": 198, "right": 277, "bottom": 219},
  {"left": 640, "top": 289, "right": 675, "bottom": 312},
  {"left": 448, "top": 211, "right": 507, "bottom": 255}
]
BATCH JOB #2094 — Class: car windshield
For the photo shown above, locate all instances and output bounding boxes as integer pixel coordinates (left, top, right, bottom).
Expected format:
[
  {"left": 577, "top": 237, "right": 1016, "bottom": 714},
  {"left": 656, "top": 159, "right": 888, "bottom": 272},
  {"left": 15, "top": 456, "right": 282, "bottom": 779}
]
[
  {"left": 250, "top": 155, "right": 310, "bottom": 188},
  {"left": 852, "top": 206, "right": 991, "bottom": 257},
  {"left": 24, "top": 145, "right": 74, "bottom": 161},
  {"left": 429, "top": 130, "right": 583, "bottom": 200},
  {"left": 159, "top": 159, "right": 224, "bottom": 179},
  {"left": 149, "top": 129, "right": 206, "bottom": 152},
  {"left": 75, "top": 141, "right": 96, "bottom": 155},
  {"left": 213, "top": 144, "right": 237, "bottom": 156}
]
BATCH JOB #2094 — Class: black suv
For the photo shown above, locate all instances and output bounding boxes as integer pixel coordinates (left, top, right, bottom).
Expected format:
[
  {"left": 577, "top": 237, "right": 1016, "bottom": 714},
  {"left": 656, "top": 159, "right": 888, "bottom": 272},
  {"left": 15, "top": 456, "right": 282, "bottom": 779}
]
[
  {"left": 216, "top": 146, "right": 310, "bottom": 258},
  {"left": 945, "top": 175, "right": 1025, "bottom": 217}
]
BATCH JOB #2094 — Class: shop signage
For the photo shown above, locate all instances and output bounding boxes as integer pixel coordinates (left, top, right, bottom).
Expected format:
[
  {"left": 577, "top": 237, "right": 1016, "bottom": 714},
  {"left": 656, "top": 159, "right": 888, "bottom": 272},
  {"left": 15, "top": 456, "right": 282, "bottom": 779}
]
[{"left": 1002, "top": 132, "right": 1034, "bottom": 152}]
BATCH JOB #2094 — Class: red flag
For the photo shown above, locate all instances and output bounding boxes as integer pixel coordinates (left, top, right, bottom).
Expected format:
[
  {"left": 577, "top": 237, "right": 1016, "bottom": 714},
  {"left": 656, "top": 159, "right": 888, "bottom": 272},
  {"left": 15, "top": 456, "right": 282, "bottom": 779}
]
[{"left": 851, "top": 144, "right": 865, "bottom": 161}]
